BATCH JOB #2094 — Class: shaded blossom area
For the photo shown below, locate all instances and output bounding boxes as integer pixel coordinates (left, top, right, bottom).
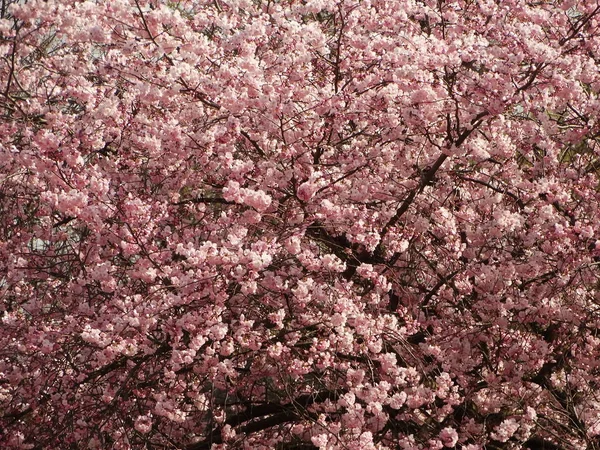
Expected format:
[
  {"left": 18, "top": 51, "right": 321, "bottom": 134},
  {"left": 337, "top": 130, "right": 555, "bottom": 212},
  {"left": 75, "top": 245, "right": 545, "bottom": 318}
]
[{"left": 1, "top": 0, "right": 600, "bottom": 449}]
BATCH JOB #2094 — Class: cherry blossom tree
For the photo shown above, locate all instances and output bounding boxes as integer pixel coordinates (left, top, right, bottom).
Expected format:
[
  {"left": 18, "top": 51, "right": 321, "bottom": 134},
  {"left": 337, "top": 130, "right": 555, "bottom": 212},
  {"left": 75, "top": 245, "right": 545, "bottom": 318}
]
[{"left": 1, "top": 0, "right": 600, "bottom": 448}]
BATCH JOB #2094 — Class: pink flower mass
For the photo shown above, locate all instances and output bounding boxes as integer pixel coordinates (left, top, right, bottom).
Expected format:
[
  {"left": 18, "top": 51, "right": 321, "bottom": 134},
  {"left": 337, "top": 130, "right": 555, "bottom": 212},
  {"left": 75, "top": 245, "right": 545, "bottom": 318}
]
[{"left": 1, "top": 0, "right": 600, "bottom": 448}]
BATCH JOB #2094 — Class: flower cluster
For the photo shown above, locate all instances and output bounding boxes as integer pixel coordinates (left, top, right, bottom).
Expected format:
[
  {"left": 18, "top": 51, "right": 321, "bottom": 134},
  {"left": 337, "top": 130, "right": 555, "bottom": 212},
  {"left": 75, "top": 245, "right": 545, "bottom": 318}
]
[{"left": 1, "top": 0, "right": 600, "bottom": 449}]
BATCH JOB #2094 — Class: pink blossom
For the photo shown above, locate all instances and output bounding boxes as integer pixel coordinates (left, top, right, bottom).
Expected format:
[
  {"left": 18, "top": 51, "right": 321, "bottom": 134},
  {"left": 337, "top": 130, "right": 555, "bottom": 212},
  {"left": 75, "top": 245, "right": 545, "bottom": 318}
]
[
  {"left": 297, "top": 181, "right": 319, "bottom": 202},
  {"left": 241, "top": 188, "right": 272, "bottom": 212},
  {"left": 2, "top": 1, "right": 600, "bottom": 449},
  {"left": 134, "top": 415, "right": 152, "bottom": 434},
  {"left": 491, "top": 418, "right": 520, "bottom": 443},
  {"left": 439, "top": 427, "right": 459, "bottom": 447},
  {"left": 311, "top": 433, "right": 329, "bottom": 448},
  {"left": 389, "top": 392, "right": 407, "bottom": 409}
]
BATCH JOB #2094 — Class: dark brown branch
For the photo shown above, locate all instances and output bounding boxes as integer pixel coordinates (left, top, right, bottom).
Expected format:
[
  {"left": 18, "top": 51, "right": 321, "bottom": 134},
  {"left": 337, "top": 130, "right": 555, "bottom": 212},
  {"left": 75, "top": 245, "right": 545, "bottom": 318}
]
[
  {"left": 83, "top": 343, "right": 170, "bottom": 383},
  {"left": 456, "top": 175, "right": 525, "bottom": 209},
  {"left": 516, "top": 63, "right": 547, "bottom": 93},
  {"left": 52, "top": 216, "right": 75, "bottom": 228},
  {"left": 178, "top": 76, "right": 221, "bottom": 110},
  {"left": 559, "top": 4, "right": 600, "bottom": 46},
  {"left": 376, "top": 152, "right": 448, "bottom": 242},
  {"left": 187, "top": 391, "right": 342, "bottom": 450},
  {"left": 522, "top": 437, "right": 565, "bottom": 450},
  {"left": 539, "top": 193, "right": 576, "bottom": 226},
  {"left": 524, "top": 347, "right": 589, "bottom": 446},
  {"left": 305, "top": 221, "right": 382, "bottom": 280},
  {"left": 3, "top": 27, "right": 17, "bottom": 97},
  {"left": 241, "top": 130, "right": 265, "bottom": 157},
  {"left": 422, "top": 268, "right": 461, "bottom": 306},
  {"left": 374, "top": 110, "right": 489, "bottom": 262},
  {"left": 332, "top": 4, "right": 345, "bottom": 93},
  {"left": 173, "top": 196, "right": 234, "bottom": 206}
]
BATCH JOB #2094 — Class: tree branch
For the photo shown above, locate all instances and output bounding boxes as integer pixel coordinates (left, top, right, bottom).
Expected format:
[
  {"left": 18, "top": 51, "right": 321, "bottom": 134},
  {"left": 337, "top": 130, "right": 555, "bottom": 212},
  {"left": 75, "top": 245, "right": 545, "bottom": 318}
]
[
  {"left": 374, "top": 110, "right": 489, "bottom": 262},
  {"left": 187, "top": 391, "right": 342, "bottom": 450}
]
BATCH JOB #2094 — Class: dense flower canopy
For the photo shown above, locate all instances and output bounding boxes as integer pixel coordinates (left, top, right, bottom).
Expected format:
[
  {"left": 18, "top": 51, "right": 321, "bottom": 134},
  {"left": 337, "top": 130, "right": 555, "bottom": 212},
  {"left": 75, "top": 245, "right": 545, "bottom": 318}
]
[{"left": 1, "top": 0, "right": 600, "bottom": 448}]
